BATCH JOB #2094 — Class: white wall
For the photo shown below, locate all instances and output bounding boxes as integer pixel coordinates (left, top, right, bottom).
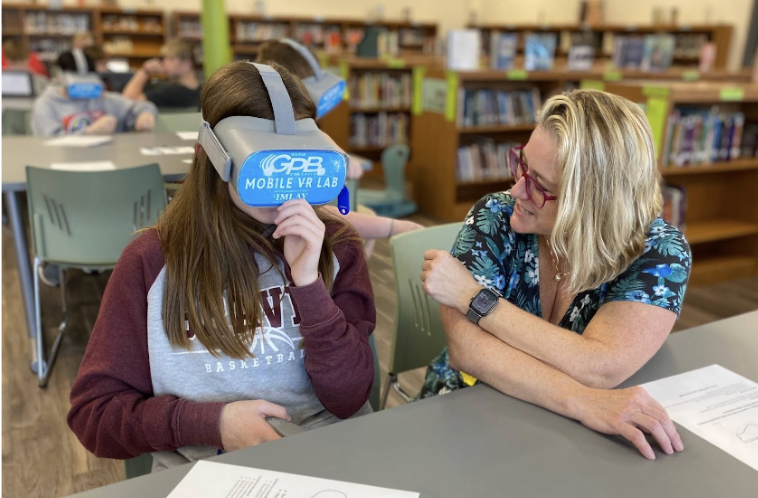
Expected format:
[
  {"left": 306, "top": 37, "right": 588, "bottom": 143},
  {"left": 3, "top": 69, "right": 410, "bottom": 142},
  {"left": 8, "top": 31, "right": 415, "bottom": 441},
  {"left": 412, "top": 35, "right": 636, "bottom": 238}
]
[{"left": 16, "top": 0, "right": 756, "bottom": 69}]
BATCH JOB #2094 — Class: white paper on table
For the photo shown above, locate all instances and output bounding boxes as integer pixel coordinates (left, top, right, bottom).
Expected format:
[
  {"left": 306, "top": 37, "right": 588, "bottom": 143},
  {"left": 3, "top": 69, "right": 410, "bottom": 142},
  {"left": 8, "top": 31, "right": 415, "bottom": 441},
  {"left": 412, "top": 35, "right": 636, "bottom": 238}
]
[
  {"left": 50, "top": 161, "right": 116, "bottom": 172},
  {"left": 641, "top": 364, "right": 758, "bottom": 471},
  {"left": 167, "top": 461, "right": 420, "bottom": 498},
  {"left": 182, "top": 158, "right": 193, "bottom": 164},
  {"left": 44, "top": 135, "right": 113, "bottom": 147},
  {"left": 140, "top": 146, "right": 195, "bottom": 156},
  {"left": 176, "top": 131, "right": 199, "bottom": 141}
]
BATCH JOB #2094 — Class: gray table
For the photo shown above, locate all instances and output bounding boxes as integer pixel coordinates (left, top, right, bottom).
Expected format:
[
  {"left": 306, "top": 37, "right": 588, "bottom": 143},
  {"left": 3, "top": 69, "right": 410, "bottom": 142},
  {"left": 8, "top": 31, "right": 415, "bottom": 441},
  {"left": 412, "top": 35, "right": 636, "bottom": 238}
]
[
  {"left": 1, "top": 133, "right": 192, "bottom": 372},
  {"left": 66, "top": 311, "right": 758, "bottom": 498}
]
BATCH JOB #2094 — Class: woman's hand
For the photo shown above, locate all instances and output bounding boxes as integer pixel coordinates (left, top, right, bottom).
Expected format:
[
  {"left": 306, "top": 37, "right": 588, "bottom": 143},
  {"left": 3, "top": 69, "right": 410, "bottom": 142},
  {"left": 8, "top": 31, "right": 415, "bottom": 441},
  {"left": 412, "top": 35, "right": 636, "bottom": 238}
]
[
  {"left": 219, "top": 400, "right": 290, "bottom": 452},
  {"left": 574, "top": 385, "right": 684, "bottom": 459},
  {"left": 421, "top": 250, "right": 482, "bottom": 314},
  {"left": 274, "top": 199, "right": 325, "bottom": 287}
]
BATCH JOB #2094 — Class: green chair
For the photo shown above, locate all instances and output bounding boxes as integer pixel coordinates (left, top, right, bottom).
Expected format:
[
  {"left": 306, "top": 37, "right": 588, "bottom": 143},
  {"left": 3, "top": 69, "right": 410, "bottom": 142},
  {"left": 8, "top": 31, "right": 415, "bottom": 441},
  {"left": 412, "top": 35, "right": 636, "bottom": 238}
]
[
  {"left": 26, "top": 164, "right": 167, "bottom": 387},
  {"left": 357, "top": 144, "right": 417, "bottom": 218},
  {"left": 380, "top": 222, "right": 463, "bottom": 410},
  {"left": 368, "top": 333, "right": 381, "bottom": 411},
  {"left": 154, "top": 111, "right": 203, "bottom": 133},
  {"left": 2, "top": 108, "right": 32, "bottom": 136}
]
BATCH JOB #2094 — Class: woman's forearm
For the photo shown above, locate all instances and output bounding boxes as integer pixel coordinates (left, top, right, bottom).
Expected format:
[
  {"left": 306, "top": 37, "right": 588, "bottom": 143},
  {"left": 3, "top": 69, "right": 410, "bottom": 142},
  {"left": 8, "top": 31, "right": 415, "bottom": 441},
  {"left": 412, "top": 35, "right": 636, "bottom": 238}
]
[{"left": 442, "top": 306, "right": 589, "bottom": 419}]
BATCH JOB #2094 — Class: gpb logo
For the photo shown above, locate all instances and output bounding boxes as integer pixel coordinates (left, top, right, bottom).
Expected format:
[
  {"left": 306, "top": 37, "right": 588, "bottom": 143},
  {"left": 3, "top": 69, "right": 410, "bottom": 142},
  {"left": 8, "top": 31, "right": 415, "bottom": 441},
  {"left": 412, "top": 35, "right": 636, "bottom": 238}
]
[
  {"left": 260, "top": 154, "right": 326, "bottom": 177},
  {"left": 322, "top": 83, "right": 344, "bottom": 103}
]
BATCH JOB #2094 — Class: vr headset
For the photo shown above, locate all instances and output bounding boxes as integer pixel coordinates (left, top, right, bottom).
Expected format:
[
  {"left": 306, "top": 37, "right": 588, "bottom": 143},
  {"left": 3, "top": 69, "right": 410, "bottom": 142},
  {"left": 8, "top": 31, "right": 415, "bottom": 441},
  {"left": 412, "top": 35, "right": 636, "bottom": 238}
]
[
  {"left": 61, "top": 72, "right": 104, "bottom": 99},
  {"left": 197, "top": 63, "right": 350, "bottom": 213},
  {"left": 280, "top": 38, "right": 345, "bottom": 119}
]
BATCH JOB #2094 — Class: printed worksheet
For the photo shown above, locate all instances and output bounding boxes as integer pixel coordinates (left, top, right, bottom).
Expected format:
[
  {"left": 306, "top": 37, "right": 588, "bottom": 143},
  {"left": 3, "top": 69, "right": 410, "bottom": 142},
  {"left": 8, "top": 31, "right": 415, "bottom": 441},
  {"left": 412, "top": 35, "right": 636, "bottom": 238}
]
[
  {"left": 641, "top": 364, "right": 758, "bottom": 471},
  {"left": 50, "top": 161, "right": 116, "bottom": 171},
  {"left": 140, "top": 146, "right": 195, "bottom": 156},
  {"left": 167, "top": 461, "right": 419, "bottom": 498},
  {"left": 44, "top": 135, "right": 112, "bottom": 147},
  {"left": 176, "top": 131, "right": 199, "bottom": 141}
]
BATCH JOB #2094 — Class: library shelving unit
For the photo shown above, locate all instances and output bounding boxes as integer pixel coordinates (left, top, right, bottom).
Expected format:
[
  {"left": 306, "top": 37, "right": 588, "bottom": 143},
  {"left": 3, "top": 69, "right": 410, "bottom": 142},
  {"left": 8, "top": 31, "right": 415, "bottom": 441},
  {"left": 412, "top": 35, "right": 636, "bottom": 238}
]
[
  {"left": 318, "top": 55, "right": 442, "bottom": 180},
  {"left": 604, "top": 81, "right": 758, "bottom": 286},
  {"left": 471, "top": 23, "right": 733, "bottom": 70},
  {"left": 171, "top": 12, "right": 437, "bottom": 65},
  {"left": 1, "top": 3, "right": 166, "bottom": 68},
  {"left": 409, "top": 66, "right": 753, "bottom": 221}
]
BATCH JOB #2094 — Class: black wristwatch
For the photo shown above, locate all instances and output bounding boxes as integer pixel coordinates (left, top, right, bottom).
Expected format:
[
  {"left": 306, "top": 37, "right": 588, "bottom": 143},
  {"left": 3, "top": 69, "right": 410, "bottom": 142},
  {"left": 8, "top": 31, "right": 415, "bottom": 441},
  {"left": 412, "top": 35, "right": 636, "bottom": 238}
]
[{"left": 466, "top": 288, "right": 501, "bottom": 324}]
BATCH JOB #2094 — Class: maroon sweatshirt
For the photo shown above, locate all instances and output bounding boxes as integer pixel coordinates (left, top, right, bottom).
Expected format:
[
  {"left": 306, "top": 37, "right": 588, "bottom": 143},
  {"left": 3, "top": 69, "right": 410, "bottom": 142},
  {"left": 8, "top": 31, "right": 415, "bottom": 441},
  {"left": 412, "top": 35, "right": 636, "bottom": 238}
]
[{"left": 67, "top": 224, "right": 375, "bottom": 466}]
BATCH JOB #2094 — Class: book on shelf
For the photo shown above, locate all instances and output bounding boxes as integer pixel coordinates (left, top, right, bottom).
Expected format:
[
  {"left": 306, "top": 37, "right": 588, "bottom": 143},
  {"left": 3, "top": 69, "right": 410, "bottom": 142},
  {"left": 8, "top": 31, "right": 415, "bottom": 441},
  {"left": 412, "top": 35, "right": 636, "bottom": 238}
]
[
  {"left": 456, "top": 87, "right": 542, "bottom": 128},
  {"left": 641, "top": 34, "right": 675, "bottom": 72},
  {"left": 524, "top": 32, "right": 556, "bottom": 71},
  {"left": 699, "top": 42, "right": 716, "bottom": 73},
  {"left": 489, "top": 31, "right": 517, "bottom": 70},
  {"left": 178, "top": 18, "right": 203, "bottom": 38},
  {"left": 661, "top": 184, "right": 687, "bottom": 232},
  {"left": 292, "top": 23, "right": 341, "bottom": 46},
  {"left": 612, "top": 35, "right": 645, "bottom": 69},
  {"left": 447, "top": 29, "right": 480, "bottom": 70},
  {"left": 349, "top": 112, "right": 409, "bottom": 148},
  {"left": 349, "top": 72, "right": 412, "bottom": 110},
  {"left": 661, "top": 107, "right": 746, "bottom": 167},
  {"left": 24, "top": 11, "right": 90, "bottom": 34},
  {"left": 675, "top": 33, "right": 708, "bottom": 59},
  {"left": 235, "top": 22, "right": 289, "bottom": 42},
  {"left": 457, "top": 140, "right": 519, "bottom": 182}
]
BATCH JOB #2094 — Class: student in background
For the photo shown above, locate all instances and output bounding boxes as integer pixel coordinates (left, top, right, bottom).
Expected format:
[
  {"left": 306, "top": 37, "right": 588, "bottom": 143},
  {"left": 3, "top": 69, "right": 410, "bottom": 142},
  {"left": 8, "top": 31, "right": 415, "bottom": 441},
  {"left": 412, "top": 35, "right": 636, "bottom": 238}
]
[
  {"left": 122, "top": 39, "right": 201, "bottom": 109},
  {"left": 84, "top": 46, "right": 108, "bottom": 73},
  {"left": 56, "top": 32, "right": 96, "bottom": 74},
  {"left": 2, "top": 38, "right": 48, "bottom": 77},
  {"left": 31, "top": 52, "right": 157, "bottom": 137},
  {"left": 256, "top": 40, "right": 423, "bottom": 257},
  {"left": 68, "top": 61, "right": 375, "bottom": 471}
]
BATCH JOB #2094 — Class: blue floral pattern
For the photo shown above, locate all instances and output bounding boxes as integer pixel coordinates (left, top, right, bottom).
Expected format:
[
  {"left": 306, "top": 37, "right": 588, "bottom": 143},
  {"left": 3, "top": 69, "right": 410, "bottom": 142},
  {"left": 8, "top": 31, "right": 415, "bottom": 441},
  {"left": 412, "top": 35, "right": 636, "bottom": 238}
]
[{"left": 420, "top": 191, "right": 692, "bottom": 398}]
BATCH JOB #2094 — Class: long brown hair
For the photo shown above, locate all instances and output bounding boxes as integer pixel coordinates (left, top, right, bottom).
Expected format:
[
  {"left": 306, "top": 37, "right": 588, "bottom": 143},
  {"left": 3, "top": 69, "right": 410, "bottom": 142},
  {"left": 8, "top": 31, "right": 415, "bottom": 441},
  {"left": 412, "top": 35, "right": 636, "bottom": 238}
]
[{"left": 157, "top": 61, "right": 350, "bottom": 359}]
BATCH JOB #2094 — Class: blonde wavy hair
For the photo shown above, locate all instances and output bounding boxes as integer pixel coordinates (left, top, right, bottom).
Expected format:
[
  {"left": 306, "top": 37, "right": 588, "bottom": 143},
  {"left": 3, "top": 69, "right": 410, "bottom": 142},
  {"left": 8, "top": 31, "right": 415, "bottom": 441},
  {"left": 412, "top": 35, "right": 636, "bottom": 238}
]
[{"left": 539, "top": 89, "right": 662, "bottom": 294}]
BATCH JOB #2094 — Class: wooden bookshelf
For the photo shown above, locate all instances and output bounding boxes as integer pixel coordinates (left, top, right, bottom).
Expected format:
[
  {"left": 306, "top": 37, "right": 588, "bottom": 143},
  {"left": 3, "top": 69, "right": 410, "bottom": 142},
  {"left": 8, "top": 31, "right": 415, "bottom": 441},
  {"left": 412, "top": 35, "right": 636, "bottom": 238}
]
[
  {"left": 1, "top": 3, "right": 167, "bottom": 69},
  {"left": 471, "top": 23, "right": 733, "bottom": 70},
  {"left": 604, "top": 80, "right": 758, "bottom": 285},
  {"left": 318, "top": 55, "right": 441, "bottom": 180},
  {"left": 171, "top": 12, "right": 438, "bottom": 67}
]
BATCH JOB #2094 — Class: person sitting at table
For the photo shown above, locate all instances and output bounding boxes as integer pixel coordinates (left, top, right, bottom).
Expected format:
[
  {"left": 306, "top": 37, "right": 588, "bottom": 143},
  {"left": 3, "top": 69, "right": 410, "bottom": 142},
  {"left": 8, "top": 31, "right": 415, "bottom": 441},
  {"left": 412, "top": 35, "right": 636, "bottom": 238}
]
[
  {"left": 67, "top": 61, "right": 375, "bottom": 471},
  {"left": 419, "top": 89, "right": 692, "bottom": 460},
  {"left": 256, "top": 39, "right": 423, "bottom": 257},
  {"left": 2, "top": 37, "right": 48, "bottom": 77},
  {"left": 31, "top": 52, "right": 157, "bottom": 137},
  {"left": 56, "top": 32, "right": 96, "bottom": 74},
  {"left": 121, "top": 39, "right": 202, "bottom": 110}
]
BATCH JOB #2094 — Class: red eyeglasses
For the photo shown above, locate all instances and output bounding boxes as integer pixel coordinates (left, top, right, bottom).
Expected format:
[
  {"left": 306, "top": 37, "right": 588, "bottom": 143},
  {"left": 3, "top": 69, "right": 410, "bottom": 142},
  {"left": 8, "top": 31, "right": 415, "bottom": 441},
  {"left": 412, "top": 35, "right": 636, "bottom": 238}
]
[{"left": 508, "top": 145, "right": 557, "bottom": 209}]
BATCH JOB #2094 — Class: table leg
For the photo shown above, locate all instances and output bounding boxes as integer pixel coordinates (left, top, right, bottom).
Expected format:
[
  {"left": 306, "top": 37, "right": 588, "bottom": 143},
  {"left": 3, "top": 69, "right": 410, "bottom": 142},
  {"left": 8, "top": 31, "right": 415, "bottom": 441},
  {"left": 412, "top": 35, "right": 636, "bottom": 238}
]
[{"left": 3, "top": 191, "right": 39, "bottom": 371}]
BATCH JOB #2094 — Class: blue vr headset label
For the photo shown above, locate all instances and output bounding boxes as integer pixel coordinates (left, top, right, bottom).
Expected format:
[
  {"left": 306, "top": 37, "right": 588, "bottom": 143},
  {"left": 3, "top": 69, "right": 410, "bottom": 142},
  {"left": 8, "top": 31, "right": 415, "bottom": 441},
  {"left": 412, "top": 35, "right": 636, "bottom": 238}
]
[
  {"left": 67, "top": 82, "right": 104, "bottom": 100},
  {"left": 316, "top": 80, "right": 346, "bottom": 118},
  {"left": 238, "top": 150, "right": 347, "bottom": 207}
]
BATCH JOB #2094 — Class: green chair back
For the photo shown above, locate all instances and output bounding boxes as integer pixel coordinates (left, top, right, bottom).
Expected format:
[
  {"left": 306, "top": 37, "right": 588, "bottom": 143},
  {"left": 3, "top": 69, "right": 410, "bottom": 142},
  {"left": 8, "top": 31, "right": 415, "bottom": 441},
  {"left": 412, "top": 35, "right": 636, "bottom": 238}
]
[
  {"left": 2, "top": 108, "right": 32, "bottom": 136},
  {"left": 25, "top": 164, "right": 167, "bottom": 266},
  {"left": 124, "top": 454, "right": 153, "bottom": 479},
  {"left": 368, "top": 333, "right": 381, "bottom": 411},
  {"left": 387, "top": 222, "right": 462, "bottom": 376},
  {"left": 154, "top": 112, "right": 203, "bottom": 133},
  {"left": 381, "top": 144, "right": 410, "bottom": 202}
]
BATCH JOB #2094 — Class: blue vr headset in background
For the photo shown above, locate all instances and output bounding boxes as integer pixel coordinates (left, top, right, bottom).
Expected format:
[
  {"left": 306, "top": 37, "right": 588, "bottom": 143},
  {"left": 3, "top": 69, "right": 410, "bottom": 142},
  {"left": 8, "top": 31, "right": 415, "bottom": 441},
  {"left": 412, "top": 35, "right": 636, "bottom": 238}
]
[
  {"left": 61, "top": 72, "right": 104, "bottom": 99},
  {"left": 280, "top": 38, "right": 345, "bottom": 119},
  {"left": 197, "top": 63, "right": 350, "bottom": 213}
]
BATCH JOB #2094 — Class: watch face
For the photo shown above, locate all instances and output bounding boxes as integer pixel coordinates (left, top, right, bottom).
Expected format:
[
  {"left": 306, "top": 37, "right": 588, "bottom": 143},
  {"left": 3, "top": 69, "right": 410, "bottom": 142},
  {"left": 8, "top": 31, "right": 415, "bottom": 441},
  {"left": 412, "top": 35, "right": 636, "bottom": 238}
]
[{"left": 473, "top": 289, "right": 498, "bottom": 314}]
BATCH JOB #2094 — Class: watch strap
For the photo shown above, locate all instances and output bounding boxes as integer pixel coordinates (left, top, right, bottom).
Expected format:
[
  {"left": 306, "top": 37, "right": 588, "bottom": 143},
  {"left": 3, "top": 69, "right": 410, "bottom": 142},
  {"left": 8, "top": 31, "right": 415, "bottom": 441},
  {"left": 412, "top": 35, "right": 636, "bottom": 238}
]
[{"left": 466, "top": 307, "right": 482, "bottom": 325}]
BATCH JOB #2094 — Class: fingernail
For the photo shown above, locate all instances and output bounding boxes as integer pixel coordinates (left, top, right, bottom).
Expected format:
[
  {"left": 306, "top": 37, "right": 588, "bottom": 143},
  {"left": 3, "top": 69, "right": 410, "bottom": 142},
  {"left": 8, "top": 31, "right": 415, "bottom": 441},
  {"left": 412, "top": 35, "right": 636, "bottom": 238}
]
[{"left": 676, "top": 440, "right": 684, "bottom": 451}]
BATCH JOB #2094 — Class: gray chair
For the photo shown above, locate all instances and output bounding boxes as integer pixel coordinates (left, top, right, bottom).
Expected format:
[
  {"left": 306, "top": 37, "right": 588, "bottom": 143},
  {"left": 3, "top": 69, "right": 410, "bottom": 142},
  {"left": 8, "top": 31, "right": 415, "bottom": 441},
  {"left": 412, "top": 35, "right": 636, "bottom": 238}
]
[
  {"left": 154, "top": 111, "right": 203, "bottom": 133},
  {"left": 357, "top": 144, "right": 417, "bottom": 218},
  {"left": 25, "top": 164, "right": 167, "bottom": 387},
  {"left": 2, "top": 108, "right": 32, "bottom": 136},
  {"left": 380, "top": 222, "right": 463, "bottom": 409}
]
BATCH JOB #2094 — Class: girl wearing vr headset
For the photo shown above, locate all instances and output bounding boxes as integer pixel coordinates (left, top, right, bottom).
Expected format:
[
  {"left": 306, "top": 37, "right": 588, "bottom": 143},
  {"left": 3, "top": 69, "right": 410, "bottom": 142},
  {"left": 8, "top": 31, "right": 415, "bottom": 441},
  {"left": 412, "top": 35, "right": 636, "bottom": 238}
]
[
  {"left": 68, "top": 61, "right": 375, "bottom": 471},
  {"left": 256, "top": 40, "right": 423, "bottom": 257}
]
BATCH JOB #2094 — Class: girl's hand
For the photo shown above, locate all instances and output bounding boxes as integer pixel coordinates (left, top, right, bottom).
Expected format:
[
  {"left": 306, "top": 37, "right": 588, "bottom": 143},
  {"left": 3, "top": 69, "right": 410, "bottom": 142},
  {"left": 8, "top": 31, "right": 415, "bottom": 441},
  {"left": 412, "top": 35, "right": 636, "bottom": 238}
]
[
  {"left": 219, "top": 400, "right": 289, "bottom": 452},
  {"left": 273, "top": 199, "right": 325, "bottom": 287}
]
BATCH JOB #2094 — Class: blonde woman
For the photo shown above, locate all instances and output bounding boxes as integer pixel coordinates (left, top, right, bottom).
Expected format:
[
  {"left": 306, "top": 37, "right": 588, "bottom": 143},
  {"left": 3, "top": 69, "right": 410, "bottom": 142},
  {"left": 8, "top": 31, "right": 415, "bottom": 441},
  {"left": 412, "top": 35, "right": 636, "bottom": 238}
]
[{"left": 420, "top": 90, "right": 691, "bottom": 460}]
